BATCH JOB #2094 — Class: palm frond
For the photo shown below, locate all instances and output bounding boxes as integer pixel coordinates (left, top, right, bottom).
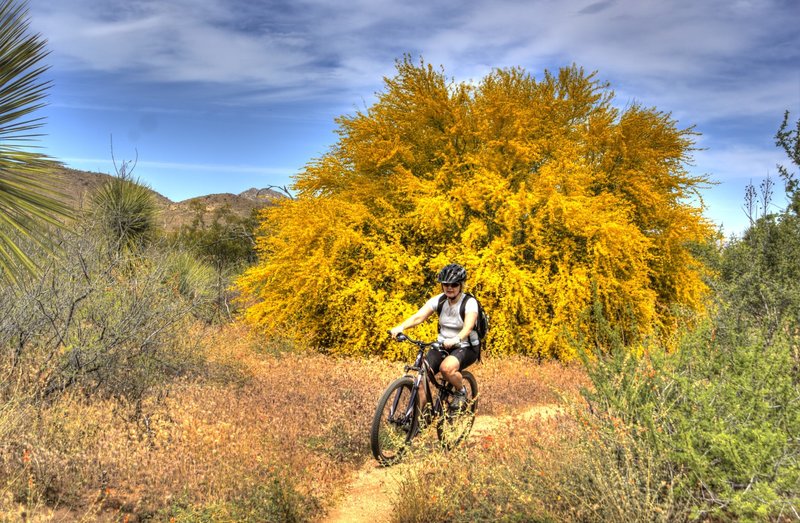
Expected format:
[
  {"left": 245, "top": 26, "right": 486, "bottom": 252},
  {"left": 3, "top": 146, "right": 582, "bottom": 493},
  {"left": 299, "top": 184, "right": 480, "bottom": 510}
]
[{"left": 0, "top": 0, "right": 72, "bottom": 284}]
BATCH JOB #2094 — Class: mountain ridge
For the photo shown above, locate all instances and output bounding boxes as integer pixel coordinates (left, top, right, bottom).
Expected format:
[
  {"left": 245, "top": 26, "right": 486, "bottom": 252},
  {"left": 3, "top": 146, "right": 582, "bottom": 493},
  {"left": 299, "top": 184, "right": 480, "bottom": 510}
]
[{"left": 55, "top": 166, "right": 285, "bottom": 231}]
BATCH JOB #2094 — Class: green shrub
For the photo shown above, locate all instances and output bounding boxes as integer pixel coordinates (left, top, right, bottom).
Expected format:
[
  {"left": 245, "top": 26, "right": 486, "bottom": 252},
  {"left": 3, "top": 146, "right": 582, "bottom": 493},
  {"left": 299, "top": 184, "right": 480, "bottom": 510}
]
[
  {"left": 579, "top": 318, "right": 799, "bottom": 520},
  {"left": 91, "top": 172, "right": 158, "bottom": 254},
  {"left": 169, "top": 204, "right": 259, "bottom": 322}
]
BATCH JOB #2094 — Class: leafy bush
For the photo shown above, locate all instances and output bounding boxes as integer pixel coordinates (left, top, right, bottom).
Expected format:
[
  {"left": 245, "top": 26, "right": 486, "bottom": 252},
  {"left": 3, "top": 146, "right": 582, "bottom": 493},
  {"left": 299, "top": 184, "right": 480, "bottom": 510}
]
[
  {"left": 170, "top": 203, "right": 259, "bottom": 321},
  {"left": 578, "top": 320, "right": 798, "bottom": 520}
]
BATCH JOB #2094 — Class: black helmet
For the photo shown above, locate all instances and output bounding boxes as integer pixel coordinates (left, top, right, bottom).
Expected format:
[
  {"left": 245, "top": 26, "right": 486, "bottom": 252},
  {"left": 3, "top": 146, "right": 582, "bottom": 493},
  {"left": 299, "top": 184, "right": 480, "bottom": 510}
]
[{"left": 437, "top": 263, "right": 467, "bottom": 284}]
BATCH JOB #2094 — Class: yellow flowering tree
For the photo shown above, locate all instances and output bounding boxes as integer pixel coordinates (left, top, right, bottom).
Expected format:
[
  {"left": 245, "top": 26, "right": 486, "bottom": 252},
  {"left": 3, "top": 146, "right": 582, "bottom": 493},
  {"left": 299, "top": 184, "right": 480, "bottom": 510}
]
[{"left": 237, "top": 58, "right": 714, "bottom": 359}]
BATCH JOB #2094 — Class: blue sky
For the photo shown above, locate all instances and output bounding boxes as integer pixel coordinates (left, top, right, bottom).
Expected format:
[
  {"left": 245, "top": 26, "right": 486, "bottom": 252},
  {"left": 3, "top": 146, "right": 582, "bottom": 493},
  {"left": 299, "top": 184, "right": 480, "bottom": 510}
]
[{"left": 25, "top": 0, "right": 800, "bottom": 237}]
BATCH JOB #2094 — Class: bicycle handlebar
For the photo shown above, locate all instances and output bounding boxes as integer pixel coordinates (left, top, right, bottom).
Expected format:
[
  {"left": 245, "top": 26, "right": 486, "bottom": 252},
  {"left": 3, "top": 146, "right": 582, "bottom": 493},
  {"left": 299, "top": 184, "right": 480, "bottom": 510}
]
[{"left": 392, "top": 332, "right": 443, "bottom": 350}]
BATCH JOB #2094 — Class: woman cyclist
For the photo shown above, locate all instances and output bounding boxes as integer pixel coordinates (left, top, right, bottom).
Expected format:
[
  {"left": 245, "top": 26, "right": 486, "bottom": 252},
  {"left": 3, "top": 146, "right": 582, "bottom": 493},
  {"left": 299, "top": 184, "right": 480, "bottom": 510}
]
[{"left": 389, "top": 263, "right": 479, "bottom": 411}]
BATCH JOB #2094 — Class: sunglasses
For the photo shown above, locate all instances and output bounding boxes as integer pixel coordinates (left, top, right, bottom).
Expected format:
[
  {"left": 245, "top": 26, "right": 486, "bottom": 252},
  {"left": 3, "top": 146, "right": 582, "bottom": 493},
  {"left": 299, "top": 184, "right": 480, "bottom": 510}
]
[{"left": 442, "top": 282, "right": 461, "bottom": 288}]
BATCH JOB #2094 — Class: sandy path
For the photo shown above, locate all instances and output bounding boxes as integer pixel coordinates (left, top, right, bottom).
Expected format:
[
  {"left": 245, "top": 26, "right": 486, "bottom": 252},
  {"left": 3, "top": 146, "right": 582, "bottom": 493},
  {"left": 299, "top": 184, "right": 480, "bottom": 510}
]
[
  {"left": 322, "top": 459, "right": 401, "bottom": 523},
  {"left": 322, "top": 404, "right": 561, "bottom": 523}
]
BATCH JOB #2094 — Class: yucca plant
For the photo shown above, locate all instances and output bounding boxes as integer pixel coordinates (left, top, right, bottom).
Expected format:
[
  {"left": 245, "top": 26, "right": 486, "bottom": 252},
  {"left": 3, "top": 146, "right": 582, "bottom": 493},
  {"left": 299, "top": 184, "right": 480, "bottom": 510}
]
[
  {"left": 91, "top": 161, "right": 158, "bottom": 254},
  {"left": 0, "top": 0, "right": 71, "bottom": 284}
]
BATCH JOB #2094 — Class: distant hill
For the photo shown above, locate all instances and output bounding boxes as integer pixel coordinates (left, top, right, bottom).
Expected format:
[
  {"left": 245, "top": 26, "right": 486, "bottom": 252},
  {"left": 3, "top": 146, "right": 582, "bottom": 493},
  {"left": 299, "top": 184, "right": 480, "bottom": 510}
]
[{"left": 55, "top": 167, "right": 286, "bottom": 231}]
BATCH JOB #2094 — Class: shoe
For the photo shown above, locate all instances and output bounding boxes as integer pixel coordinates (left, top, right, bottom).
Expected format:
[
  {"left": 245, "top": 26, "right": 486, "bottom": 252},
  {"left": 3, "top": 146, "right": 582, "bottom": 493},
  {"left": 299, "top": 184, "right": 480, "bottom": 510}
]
[{"left": 449, "top": 388, "right": 467, "bottom": 412}]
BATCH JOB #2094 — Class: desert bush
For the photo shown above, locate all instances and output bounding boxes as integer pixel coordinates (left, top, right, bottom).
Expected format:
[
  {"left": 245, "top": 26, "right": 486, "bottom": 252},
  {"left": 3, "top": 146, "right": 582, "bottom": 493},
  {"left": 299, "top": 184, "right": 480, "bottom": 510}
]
[
  {"left": 170, "top": 203, "right": 259, "bottom": 322},
  {"left": 0, "top": 215, "right": 214, "bottom": 403},
  {"left": 671, "top": 321, "right": 799, "bottom": 519},
  {"left": 574, "top": 316, "right": 799, "bottom": 521}
]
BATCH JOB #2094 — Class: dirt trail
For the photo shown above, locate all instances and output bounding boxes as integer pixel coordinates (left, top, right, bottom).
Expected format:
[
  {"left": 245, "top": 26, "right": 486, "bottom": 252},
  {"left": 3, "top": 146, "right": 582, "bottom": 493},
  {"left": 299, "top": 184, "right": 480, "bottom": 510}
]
[{"left": 322, "top": 404, "right": 561, "bottom": 523}]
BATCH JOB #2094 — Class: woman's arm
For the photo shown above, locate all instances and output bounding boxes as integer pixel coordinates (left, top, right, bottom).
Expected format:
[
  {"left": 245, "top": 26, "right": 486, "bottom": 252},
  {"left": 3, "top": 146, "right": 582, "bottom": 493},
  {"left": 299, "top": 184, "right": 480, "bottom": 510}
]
[{"left": 389, "top": 305, "right": 434, "bottom": 339}]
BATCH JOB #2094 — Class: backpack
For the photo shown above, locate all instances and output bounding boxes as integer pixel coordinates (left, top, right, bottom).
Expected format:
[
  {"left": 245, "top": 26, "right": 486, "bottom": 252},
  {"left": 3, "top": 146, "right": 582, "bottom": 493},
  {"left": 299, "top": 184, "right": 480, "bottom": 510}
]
[{"left": 436, "top": 292, "right": 489, "bottom": 355}]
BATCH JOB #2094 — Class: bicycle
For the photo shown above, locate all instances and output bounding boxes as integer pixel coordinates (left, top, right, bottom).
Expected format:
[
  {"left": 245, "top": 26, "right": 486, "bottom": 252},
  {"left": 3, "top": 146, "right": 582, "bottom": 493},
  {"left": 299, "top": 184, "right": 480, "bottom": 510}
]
[{"left": 370, "top": 333, "right": 478, "bottom": 466}]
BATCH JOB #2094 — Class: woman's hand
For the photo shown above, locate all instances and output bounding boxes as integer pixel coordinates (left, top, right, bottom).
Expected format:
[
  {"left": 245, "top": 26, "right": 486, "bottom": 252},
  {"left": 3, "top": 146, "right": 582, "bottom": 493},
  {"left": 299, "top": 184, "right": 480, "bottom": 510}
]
[{"left": 443, "top": 336, "right": 461, "bottom": 349}]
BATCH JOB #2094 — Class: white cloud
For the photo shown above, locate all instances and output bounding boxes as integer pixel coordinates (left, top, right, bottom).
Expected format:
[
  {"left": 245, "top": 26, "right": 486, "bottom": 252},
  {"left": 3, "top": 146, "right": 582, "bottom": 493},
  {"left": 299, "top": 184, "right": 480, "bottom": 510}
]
[
  {"left": 28, "top": 0, "right": 799, "bottom": 116},
  {"left": 694, "top": 144, "right": 788, "bottom": 182},
  {"left": 31, "top": 1, "right": 317, "bottom": 86}
]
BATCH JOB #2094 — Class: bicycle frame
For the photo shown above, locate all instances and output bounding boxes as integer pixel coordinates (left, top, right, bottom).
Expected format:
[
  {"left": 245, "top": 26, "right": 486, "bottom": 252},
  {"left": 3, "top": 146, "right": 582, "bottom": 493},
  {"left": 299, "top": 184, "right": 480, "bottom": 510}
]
[{"left": 394, "top": 335, "right": 456, "bottom": 426}]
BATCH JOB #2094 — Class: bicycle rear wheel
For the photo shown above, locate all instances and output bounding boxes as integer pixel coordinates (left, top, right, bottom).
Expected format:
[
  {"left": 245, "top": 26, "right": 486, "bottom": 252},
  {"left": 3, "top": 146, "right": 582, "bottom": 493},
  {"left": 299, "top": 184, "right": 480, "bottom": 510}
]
[
  {"left": 370, "top": 376, "right": 418, "bottom": 466},
  {"left": 436, "top": 370, "right": 478, "bottom": 450}
]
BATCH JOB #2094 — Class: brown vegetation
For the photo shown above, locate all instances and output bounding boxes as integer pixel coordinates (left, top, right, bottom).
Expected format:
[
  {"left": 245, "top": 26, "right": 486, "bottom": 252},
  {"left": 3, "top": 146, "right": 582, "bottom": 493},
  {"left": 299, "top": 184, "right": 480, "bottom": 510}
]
[{"left": 1, "top": 322, "right": 586, "bottom": 522}]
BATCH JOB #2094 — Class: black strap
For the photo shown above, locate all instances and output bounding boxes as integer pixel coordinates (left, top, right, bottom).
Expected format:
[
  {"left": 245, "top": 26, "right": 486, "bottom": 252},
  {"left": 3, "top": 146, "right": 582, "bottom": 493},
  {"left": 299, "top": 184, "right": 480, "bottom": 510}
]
[
  {"left": 460, "top": 293, "right": 469, "bottom": 320},
  {"left": 436, "top": 294, "right": 447, "bottom": 316}
]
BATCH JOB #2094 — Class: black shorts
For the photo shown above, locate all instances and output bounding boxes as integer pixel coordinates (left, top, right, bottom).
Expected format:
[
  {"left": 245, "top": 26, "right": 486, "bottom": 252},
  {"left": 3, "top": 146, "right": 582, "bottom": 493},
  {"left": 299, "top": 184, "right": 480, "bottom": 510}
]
[{"left": 425, "top": 344, "right": 479, "bottom": 374}]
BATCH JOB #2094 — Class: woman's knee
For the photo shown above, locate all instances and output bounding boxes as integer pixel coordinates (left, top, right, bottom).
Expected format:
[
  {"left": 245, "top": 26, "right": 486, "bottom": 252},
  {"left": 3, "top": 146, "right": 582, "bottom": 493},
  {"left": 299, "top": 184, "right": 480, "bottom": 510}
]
[{"left": 440, "top": 357, "right": 460, "bottom": 377}]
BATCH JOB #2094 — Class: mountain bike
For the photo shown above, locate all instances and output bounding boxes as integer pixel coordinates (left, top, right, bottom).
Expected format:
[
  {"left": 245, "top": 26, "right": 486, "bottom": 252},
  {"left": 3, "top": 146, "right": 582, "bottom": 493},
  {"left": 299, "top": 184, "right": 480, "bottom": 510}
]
[{"left": 370, "top": 333, "right": 478, "bottom": 466}]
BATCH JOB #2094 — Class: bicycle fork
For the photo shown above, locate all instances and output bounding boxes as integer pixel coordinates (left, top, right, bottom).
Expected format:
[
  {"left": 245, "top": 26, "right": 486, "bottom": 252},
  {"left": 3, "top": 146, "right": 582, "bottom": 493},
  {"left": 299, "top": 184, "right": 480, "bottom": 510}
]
[{"left": 387, "top": 370, "right": 444, "bottom": 432}]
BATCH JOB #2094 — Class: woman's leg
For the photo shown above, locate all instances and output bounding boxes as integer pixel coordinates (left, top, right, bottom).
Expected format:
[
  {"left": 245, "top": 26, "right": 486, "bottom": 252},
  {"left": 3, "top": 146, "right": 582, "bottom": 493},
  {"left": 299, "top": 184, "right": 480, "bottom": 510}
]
[
  {"left": 441, "top": 347, "right": 478, "bottom": 410},
  {"left": 439, "top": 355, "right": 463, "bottom": 389}
]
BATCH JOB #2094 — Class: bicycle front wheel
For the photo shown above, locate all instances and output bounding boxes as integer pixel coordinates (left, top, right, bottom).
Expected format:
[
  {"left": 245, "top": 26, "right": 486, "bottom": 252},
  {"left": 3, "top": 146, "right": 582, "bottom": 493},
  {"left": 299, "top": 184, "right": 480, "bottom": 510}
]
[
  {"left": 436, "top": 370, "right": 478, "bottom": 450},
  {"left": 370, "top": 376, "right": 418, "bottom": 466}
]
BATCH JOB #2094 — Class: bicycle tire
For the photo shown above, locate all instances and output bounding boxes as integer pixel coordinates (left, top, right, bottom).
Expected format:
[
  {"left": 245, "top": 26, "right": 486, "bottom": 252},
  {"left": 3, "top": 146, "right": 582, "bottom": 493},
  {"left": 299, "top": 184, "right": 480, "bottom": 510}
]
[
  {"left": 370, "top": 376, "right": 418, "bottom": 466},
  {"left": 436, "top": 370, "right": 478, "bottom": 449}
]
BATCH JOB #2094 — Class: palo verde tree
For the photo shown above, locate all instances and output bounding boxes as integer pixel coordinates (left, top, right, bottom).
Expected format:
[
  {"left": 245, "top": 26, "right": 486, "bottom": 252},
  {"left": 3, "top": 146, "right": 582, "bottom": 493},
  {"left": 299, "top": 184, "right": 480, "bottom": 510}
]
[{"left": 237, "top": 57, "right": 714, "bottom": 359}]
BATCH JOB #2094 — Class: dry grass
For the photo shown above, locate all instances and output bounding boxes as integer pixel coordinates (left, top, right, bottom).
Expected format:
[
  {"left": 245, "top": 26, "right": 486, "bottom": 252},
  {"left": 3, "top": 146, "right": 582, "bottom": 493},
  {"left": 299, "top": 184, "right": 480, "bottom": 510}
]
[
  {"left": 1, "top": 323, "right": 585, "bottom": 522},
  {"left": 1, "top": 324, "right": 388, "bottom": 521},
  {"left": 392, "top": 400, "right": 689, "bottom": 523},
  {"left": 476, "top": 355, "right": 588, "bottom": 415}
]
